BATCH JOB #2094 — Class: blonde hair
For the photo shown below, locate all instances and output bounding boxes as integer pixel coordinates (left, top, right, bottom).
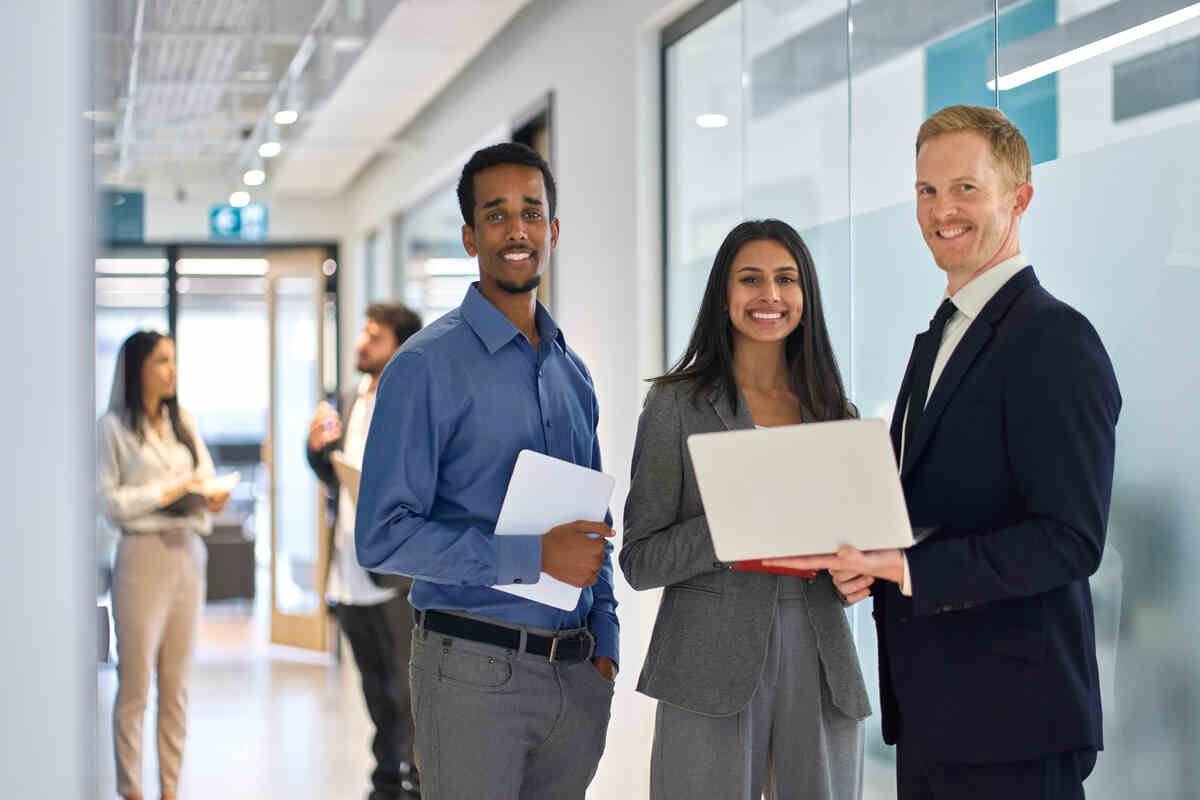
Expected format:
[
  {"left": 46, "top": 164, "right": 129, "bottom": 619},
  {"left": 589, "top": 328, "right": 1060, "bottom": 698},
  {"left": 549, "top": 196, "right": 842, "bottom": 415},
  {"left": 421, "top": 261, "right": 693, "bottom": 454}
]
[{"left": 916, "top": 105, "right": 1032, "bottom": 187}]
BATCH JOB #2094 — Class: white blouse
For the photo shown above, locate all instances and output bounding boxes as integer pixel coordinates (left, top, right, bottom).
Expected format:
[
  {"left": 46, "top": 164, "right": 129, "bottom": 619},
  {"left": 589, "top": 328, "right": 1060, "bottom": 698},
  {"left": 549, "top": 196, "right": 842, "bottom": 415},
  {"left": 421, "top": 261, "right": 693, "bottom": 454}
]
[{"left": 98, "top": 407, "right": 216, "bottom": 536}]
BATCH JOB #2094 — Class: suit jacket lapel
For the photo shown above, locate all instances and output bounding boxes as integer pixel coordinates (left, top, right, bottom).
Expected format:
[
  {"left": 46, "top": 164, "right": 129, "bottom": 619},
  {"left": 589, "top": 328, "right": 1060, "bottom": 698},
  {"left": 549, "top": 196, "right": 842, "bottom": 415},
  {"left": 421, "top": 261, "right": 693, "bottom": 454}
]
[
  {"left": 900, "top": 266, "right": 1039, "bottom": 478},
  {"left": 707, "top": 384, "right": 755, "bottom": 431},
  {"left": 891, "top": 334, "right": 924, "bottom": 460}
]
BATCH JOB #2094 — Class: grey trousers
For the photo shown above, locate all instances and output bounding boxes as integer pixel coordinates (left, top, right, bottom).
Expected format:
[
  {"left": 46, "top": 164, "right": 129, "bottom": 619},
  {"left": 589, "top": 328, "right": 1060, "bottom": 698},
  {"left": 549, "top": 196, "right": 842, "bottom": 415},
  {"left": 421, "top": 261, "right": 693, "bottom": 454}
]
[
  {"left": 651, "top": 593, "right": 865, "bottom": 800},
  {"left": 112, "top": 530, "right": 206, "bottom": 798},
  {"left": 409, "top": 616, "right": 614, "bottom": 800}
]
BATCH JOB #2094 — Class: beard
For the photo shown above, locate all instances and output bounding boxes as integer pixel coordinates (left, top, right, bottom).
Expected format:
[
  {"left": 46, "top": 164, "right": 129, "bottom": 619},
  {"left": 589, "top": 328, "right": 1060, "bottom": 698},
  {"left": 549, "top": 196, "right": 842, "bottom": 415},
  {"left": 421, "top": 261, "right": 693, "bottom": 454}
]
[
  {"left": 495, "top": 274, "right": 542, "bottom": 294},
  {"left": 357, "top": 355, "right": 388, "bottom": 376}
]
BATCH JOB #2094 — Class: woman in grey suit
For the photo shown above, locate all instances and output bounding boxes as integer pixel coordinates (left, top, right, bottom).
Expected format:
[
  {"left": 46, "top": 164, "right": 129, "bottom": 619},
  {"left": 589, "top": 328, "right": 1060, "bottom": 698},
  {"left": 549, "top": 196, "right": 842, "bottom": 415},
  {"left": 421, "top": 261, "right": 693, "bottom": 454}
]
[{"left": 621, "top": 219, "right": 870, "bottom": 800}]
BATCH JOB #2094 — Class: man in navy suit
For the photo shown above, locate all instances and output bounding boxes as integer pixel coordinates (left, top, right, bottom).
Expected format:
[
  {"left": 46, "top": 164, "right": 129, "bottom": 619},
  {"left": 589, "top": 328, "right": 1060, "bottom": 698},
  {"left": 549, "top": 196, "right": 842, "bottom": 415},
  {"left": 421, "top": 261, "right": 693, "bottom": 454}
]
[{"left": 768, "top": 105, "right": 1120, "bottom": 798}]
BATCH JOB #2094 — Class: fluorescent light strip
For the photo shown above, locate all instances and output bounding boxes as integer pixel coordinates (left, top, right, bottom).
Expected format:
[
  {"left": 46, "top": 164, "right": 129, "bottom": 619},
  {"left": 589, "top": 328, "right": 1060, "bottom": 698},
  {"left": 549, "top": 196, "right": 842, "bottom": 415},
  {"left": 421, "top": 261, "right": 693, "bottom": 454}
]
[
  {"left": 989, "top": 2, "right": 1200, "bottom": 90},
  {"left": 94, "top": 258, "right": 168, "bottom": 275},
  {"left": 176, "top": 258, "right": 269, "bottom": 276}
]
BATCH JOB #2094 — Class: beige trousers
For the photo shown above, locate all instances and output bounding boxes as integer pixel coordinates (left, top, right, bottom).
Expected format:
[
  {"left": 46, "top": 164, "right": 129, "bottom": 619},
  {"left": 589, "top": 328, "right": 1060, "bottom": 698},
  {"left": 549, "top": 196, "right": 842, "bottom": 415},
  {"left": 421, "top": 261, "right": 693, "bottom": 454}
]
[{"left": 112, "top": 530, "right": 206, "bottom": 798}]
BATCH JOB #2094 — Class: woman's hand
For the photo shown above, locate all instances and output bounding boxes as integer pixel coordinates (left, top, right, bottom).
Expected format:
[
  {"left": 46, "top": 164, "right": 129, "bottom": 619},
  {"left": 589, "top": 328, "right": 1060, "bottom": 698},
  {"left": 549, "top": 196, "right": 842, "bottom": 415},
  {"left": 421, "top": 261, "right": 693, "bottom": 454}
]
[
  {"left": 205, "top": 490, "right": 230, "bottom": 513},
  {"left": 160, "top": 476, "right": 202, "bottom": 508}
]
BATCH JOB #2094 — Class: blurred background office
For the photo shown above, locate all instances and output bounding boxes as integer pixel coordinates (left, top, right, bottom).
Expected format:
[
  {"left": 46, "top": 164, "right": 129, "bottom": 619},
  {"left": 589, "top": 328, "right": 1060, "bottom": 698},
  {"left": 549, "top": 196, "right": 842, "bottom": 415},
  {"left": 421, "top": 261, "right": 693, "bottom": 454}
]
[{"left": 3, "top": 0, "right": 1198, "bottom": 797}]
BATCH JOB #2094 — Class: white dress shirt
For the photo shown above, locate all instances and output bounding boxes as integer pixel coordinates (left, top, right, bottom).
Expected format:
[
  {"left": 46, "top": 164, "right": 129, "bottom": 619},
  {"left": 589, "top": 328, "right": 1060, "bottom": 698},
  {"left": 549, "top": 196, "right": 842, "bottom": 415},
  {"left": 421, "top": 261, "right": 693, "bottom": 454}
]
[
  {"left": 99, "top": 407, "right": 215, "bottom": 536},
  {"left": 325, "top": 375, "right": 397, "bottom": 606},
  {"left": 900, "top": 253, "right": 1029, "bottom": 595}
]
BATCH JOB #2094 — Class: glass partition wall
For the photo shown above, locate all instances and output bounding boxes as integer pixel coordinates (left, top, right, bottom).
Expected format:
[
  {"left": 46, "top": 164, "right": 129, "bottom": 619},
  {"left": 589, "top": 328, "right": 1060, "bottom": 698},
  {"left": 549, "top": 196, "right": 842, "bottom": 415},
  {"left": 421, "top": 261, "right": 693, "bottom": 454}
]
[{"left": 664, "top": 2, "right": 1200, "bottom": 797}]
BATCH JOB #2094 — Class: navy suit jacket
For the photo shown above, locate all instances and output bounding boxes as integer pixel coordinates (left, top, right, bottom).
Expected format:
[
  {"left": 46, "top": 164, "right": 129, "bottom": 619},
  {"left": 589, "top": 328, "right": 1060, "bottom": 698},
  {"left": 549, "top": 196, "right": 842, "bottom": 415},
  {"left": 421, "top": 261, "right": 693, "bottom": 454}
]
[{"left": 875, "top": 266, "right": 1121, "bottom": 764}]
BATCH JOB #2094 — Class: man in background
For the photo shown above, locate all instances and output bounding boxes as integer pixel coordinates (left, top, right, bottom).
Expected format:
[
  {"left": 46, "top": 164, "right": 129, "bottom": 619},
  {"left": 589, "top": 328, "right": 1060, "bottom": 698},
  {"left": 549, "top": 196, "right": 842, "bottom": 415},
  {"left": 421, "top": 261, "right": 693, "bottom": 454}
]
[{"left": 307, "top": 302, "right": 423, "bottom": 800}]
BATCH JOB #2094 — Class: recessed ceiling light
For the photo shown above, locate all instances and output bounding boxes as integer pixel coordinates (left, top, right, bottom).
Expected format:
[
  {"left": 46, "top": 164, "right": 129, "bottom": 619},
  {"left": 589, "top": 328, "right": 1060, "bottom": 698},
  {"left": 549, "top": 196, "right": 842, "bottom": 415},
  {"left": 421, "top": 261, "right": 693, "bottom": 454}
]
[
  {"left": 696, "top": 113, "right": 729, "bottom": 129},
  {"left": 274, "top": 109, "right": 299, "bottom": 125},
  {"left": 243, "top": 168, "right": 266, "bottom": 186},
  {"left": 258, "top": 141, "right": 282, "bottom": 158},
  {"left": 229, "top": 191, "right": 250, "bottom": 208}
]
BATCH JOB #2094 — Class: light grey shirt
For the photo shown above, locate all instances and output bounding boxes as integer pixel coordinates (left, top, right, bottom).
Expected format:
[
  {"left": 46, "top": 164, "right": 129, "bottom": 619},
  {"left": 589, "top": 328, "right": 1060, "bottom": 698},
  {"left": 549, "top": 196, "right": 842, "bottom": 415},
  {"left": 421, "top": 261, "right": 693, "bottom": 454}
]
[{"left": 98, "top": 408, "right": 215, "bottom": 536}]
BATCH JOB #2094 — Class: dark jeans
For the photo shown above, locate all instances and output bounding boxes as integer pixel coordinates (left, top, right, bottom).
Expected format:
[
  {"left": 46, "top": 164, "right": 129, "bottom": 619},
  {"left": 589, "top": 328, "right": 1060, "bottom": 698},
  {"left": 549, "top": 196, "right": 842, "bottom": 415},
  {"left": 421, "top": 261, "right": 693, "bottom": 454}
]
[
  {"left": 334, "top": 591, "right": 418, "bottom": 799},
  {"left": 897, "top": 740, "right": 1097, "bottom": 800}
]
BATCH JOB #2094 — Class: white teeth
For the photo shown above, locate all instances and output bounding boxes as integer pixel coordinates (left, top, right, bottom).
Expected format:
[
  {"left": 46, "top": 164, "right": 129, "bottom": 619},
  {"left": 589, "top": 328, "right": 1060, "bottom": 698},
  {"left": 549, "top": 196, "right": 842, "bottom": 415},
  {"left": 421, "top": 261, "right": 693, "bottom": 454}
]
[
  {"left": 751, "top": 311, "right": 783, "bottom": 320},
  {"left": 503, "top": 252, "right": 531, "bottom": 261},
  {"left": 937, "top": 226, "right": 969, "bottom": 239}
]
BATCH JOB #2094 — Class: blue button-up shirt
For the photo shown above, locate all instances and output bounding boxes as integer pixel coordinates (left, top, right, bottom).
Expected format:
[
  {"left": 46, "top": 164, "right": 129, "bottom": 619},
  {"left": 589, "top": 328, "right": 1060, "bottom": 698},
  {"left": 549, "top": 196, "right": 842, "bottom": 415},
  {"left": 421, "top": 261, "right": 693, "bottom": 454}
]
[{"left": 356, "top": 284, "right": 618, "bottom": 663}]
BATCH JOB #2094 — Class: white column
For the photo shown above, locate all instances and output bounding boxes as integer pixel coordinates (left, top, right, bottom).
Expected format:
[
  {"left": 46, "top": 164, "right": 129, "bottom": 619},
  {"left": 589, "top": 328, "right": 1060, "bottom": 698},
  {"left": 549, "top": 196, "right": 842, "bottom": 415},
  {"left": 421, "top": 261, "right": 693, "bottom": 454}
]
[{"left": 0, "top": 2, "right": 95, "bottom": 797}]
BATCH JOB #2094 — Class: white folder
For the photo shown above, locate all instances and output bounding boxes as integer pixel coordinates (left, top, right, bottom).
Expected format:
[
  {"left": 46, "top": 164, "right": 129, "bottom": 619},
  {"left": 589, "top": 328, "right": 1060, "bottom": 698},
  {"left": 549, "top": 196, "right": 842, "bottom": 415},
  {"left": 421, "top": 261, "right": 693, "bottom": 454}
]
[
  {"left": 330, "top": 451, "right": 361, "bottom": 503},
  {"left": 492, "top": 449, "right": 616, "bottom": 610},
  {"left": 686, "top": 418, "right": 914, "bottom": 561}
]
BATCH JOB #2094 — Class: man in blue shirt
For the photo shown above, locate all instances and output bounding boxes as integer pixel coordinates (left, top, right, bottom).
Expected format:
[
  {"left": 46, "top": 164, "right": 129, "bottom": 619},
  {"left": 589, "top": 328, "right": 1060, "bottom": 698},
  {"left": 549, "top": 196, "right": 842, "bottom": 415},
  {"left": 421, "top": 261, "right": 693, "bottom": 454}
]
[{"left": 356, "top": 142, "right": 618, "bottom": 799}]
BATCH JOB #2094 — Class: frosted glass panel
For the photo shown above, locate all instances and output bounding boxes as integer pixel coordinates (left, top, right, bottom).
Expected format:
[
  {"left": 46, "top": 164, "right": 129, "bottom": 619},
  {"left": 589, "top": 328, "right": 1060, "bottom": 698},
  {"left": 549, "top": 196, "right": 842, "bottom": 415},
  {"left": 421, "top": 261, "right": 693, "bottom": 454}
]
[
  {"left": 1014, "top": 122, "right": 1200, "bottom": 799},
  {"left": 273, "top": 276, "right": 321, "bottom": 615},
  {"left": 664, "top": 1, "right": 744, "bottom": 363},
  {"left": 665, "top": 3, "right": 1200, "bottom": 797}
]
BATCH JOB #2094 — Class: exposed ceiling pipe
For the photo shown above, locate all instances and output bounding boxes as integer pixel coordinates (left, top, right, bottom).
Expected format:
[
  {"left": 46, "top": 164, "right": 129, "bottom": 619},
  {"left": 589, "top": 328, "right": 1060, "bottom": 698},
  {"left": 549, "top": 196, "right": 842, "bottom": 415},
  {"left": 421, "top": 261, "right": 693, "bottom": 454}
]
[
  {"left": 116, "top": 0, "right": 148, "bottom": 181},
  {"left": 234, "top": 0, "right": 341, "bottom": 177}
]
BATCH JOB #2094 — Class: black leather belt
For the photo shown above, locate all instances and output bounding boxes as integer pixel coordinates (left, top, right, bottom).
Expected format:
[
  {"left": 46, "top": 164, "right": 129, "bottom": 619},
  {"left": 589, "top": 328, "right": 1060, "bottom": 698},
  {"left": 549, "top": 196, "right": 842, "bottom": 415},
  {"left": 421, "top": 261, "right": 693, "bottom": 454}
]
[{"left": 416, "top": 609, "right": 594, "bottom": 664}]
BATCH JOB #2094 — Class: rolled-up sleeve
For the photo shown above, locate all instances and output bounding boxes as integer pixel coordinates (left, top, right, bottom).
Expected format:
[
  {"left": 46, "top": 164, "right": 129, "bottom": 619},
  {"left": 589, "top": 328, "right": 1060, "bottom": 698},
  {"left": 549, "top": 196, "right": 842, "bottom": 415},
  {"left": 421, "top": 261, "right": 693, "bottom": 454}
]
[{"left": 355, "top": 351, "right": 542, "bottom": 586}]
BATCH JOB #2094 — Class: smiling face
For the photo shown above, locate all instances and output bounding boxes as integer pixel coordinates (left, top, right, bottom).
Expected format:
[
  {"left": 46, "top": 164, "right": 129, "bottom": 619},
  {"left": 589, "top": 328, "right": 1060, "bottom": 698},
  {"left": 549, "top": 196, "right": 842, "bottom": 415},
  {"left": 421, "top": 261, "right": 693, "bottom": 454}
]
[
  {"left": 726, "top": 238, "right": 804, "bottom": 347},
  {"left": 915, "top": 130, "right": 1032, "bottom": 288},
  {"left": 140, "top": 336, "right": 177, "bottom": 408},
  {"left": 461, "top": 163, "right": 559, "bottom": 296}
]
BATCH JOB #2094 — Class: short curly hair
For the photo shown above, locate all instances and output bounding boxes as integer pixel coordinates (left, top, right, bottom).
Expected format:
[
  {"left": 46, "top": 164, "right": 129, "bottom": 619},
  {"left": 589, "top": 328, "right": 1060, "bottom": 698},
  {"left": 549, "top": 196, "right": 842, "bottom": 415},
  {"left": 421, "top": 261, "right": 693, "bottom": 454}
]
[
  {"left": 457, "top": 142, "right": 556, "bottom": 227},
  {"left": 916, "top": 105, "right": 1031, "bottom": 187}
]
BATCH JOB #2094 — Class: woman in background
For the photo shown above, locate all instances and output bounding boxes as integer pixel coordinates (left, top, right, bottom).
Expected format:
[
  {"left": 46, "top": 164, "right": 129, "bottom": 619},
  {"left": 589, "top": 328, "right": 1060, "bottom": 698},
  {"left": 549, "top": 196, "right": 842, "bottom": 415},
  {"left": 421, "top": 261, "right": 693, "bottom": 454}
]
[
  {"left": 620, "top": 219, "right": 870, "bottom": 799},
  {"left": 99, "top": 331, "right": 227, "bottom": 800}
]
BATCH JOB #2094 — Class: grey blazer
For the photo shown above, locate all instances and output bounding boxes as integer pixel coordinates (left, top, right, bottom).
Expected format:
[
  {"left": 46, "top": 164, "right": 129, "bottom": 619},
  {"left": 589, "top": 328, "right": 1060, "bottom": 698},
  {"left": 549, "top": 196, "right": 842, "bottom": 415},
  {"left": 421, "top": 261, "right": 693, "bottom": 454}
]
[{"left": 619, "top": 379, "right": 871, "bottom": 719}]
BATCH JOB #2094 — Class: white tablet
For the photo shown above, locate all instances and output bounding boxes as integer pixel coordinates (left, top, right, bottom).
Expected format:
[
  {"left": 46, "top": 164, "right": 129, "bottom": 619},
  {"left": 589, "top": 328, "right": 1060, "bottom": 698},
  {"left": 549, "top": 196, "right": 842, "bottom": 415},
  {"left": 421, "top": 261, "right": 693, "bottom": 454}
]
[{"left": 686, "top": 418, "right": 914, "bottom": 561}]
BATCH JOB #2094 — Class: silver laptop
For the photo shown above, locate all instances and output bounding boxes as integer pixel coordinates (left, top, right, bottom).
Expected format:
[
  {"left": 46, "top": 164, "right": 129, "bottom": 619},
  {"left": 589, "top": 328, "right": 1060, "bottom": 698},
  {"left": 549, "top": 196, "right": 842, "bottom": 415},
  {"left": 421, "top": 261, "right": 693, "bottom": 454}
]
[{"left": 686, "top": 418, "right": 914, "bottom": 562}]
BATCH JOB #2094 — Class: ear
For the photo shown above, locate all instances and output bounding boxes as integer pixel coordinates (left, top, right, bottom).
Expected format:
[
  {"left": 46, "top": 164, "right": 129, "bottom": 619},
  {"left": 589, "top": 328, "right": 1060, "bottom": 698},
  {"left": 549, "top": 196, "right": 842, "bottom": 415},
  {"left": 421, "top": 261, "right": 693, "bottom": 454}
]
[
  {"left": 549, "top": 217, "right": 560, "bottom": 251},
  {"left": 1012, "top": 182, "right": 1033, "bottom": 217},
  {"left": 462, "top": 223, "right": 477, "bottom": 257}
]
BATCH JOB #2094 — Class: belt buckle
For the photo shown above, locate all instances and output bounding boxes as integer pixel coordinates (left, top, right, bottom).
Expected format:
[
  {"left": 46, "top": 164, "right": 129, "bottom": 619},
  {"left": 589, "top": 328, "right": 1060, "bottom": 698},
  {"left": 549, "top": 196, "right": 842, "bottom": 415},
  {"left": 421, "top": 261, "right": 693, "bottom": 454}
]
[{"left": 548, "top": 635, "right": 560, "bottom": 664}]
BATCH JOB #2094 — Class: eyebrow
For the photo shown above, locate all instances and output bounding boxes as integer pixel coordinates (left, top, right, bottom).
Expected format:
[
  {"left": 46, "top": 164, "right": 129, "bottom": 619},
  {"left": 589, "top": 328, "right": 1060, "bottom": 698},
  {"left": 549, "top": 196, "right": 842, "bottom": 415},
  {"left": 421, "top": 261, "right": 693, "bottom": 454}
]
[
  {"left": 915, "top": 175, "right": 979, "bottom": 188},
  {"left": 736, "top": 265, "right": 797, "bottom": 273},
  {"left": 480, "top": 196, "right": 544, "bottom": 210}
]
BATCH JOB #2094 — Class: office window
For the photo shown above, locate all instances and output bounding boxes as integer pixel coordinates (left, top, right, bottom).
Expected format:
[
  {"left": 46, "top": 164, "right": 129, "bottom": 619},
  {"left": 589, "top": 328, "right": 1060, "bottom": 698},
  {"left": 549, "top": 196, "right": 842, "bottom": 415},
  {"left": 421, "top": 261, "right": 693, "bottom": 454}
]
[
  {"left": 664, "top": 2, "right": 1200, "bottom": 796},
  {"left": 396, "top": 185, "right": 476, "bottom": 325}
]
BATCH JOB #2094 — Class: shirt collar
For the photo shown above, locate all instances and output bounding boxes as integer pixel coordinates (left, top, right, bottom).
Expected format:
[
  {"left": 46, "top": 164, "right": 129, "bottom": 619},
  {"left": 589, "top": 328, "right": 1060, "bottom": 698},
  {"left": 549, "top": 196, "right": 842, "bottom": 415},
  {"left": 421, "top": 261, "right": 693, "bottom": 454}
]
[
  {"left": 461, "top": 282, "right": 565, "bottom": 355},
  {"left": 944, "top": 252, "right": 1028, "bottom": 321},
  {"left": 354, "top": 373, "right": 373, "bottom": 399}
]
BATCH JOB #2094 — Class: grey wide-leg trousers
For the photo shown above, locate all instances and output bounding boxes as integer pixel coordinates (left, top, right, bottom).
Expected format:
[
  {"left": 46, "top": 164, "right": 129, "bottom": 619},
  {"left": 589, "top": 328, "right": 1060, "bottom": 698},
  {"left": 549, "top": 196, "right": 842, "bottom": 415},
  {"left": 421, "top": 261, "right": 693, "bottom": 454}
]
[
  {"left": 112, "top": 530, "right": 206, "bottom": 798},
  {"left": 651, "top": 593, "right": 865, "bottom": 800}
]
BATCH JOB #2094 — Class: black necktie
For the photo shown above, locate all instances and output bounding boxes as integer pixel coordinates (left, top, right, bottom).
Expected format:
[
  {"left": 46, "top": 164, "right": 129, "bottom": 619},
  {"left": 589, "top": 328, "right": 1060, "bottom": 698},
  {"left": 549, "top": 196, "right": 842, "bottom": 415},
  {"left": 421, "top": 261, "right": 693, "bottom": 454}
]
[{"left": 904, "top": 298, "right": 957, "bottom": 457}]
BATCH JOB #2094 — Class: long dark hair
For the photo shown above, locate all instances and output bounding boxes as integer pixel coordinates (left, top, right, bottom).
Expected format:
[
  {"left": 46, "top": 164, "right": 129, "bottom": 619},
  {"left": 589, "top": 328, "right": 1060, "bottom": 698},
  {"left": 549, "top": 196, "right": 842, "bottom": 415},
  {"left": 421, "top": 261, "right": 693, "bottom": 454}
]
[
  {"left": 115, "top": 331, "right": 198, "bottom": 465},
  {"left": 655, "top": 219, "right": 852, "bottom": 422}
]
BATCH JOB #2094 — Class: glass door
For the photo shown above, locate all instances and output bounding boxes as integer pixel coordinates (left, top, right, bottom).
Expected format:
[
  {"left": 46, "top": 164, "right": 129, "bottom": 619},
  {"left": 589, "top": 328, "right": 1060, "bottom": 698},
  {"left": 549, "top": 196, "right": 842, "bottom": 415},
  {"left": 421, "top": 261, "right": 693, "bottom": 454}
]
[{"left": 265, "top": 249, "right": 331, "bottom": 650}]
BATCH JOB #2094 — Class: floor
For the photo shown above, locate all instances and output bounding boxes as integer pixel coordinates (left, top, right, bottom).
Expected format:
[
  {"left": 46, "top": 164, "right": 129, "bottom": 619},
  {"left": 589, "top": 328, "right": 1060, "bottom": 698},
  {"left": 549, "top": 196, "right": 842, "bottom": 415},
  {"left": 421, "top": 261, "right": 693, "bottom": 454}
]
[{"left": 97, "top": 586, "right": 376, "bottom": 800}]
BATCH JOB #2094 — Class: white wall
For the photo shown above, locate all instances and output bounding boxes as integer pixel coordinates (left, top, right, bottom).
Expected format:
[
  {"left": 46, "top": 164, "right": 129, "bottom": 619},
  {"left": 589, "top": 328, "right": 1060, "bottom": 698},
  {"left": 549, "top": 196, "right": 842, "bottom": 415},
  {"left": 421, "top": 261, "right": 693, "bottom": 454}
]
[
  {"left": 0, "top": 2, "right": 94, "bottom": 797},
  {"left": 343, "top": 0, "right": 696, "bottom": 794}
]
